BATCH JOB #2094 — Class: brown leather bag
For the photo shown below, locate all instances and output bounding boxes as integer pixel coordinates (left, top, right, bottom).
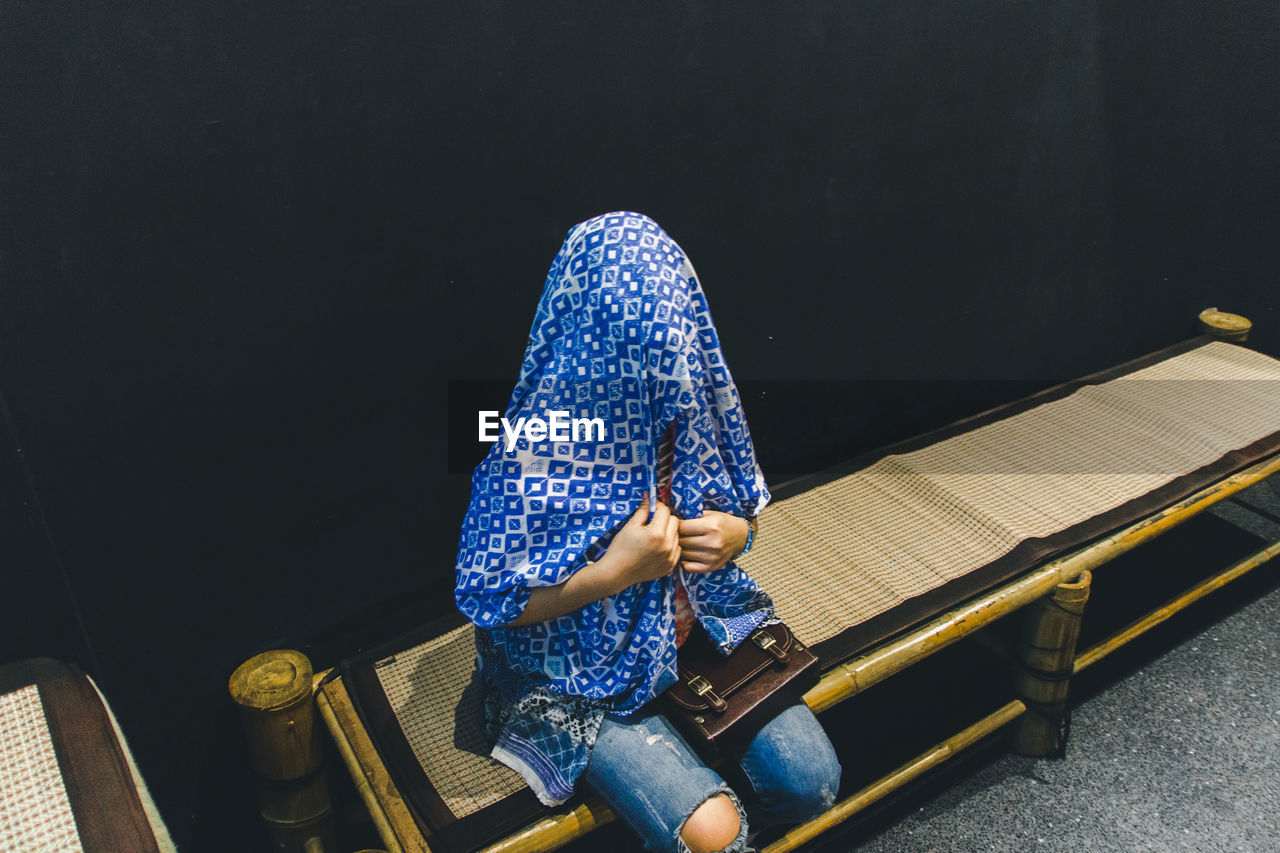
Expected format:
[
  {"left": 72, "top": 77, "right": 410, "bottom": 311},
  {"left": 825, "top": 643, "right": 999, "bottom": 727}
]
[{"left": 661, "top": 621, "right": 820, "bottom": 758}]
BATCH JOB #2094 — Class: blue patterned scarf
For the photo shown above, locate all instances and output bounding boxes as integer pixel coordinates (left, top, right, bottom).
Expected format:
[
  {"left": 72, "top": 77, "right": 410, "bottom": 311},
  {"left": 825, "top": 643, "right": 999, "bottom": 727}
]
[{"left": 454, "top": 211, "right": 773, "bottom": 805}]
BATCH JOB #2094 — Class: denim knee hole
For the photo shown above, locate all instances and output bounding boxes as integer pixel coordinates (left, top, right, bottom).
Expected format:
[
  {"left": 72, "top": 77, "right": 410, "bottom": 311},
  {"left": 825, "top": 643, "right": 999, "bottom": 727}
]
[{"left": 674, "top": 786, "right": 750, "bottom": 853}]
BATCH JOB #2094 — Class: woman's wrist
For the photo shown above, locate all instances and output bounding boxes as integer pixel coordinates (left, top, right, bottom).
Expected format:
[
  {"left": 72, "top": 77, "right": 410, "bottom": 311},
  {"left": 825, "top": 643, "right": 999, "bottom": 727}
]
[
  {"left": 509, "top": 556, "right": 626, "bottom": 627},
  {"left": 732, "top": 516, "right": 757, "bottom": 559},
  {"left": 583, "top": 551, "right": 632, "bottom": 597}
]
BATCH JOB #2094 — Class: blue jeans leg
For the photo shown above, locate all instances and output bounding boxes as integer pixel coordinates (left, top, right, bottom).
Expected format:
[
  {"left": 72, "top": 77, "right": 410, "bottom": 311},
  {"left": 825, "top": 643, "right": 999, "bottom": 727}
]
[
  {"left": 584, "top": 712, "right": 750, "bottom": 853},
  {"left": 731, "top": 702, "right": 842, "bottom": 828}
]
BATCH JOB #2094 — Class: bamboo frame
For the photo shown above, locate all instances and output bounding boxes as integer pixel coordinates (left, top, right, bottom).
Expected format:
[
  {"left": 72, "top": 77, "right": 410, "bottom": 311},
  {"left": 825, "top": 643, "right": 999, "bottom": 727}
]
[
  {"left": 1198, "top": 307, "right": 1252, "bottom": 342},
  {"left": 320, "top": 450, "right": 1280, "bottom": 853},
  {"left": 804, "top": 451, "right": 1280, "bottom": 714},
  {"left": 314, "top": 675, "right": 430, "bottom": 853},
  {"left": 1013, "top": 571, "right": 1092, "bottom": 756},
  {"left": 478, "top": 800, "right": 613, "bottom": 853},
  {"left": 1074, "top": 536, "right": 1280, "bottom": 673},
  {"left": 229, "top": 650, "right": 336, "bottom": 850}
]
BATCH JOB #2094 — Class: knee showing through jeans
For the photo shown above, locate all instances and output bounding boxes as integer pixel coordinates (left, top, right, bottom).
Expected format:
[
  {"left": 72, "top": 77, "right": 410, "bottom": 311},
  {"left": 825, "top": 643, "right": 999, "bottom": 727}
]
[
  {"left": 774, "top": 762, "right": 840, "bottom": 823},
  {"left": 741, "top": 704, "right": 842, "bottom": 824},
  {"left": 750, "top": 747, "right": 841, "bottom": 824},
  {"left": 679, "top": 793, "right": 741, "bottom": 853}
]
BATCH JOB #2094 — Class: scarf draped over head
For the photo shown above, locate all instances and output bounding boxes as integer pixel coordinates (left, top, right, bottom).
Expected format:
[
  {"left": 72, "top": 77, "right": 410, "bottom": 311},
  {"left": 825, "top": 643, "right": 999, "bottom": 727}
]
[{"left": 453, "top": 211, "right": 773, "bottom": 805}]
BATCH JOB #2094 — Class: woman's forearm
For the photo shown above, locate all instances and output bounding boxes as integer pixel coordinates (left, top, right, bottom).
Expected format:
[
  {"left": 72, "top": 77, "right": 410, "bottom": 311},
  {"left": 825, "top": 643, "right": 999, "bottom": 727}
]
[
  {"left": 504, "top": 500, "right": 683, "bottom": 627},
  {"left": 506, "top": 552, "right": 629, "bottom": 627}
]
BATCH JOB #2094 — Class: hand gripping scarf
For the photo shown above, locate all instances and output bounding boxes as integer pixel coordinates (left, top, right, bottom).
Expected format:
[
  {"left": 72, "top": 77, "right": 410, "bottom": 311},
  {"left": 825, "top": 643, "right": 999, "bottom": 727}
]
[{"left": 454, "top": 211, "right": 774, "bottom": 805}]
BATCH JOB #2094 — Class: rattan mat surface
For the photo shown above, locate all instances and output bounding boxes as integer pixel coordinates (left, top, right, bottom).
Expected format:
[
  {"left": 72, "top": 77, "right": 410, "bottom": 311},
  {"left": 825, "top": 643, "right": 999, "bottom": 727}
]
[
  {"left": 371, "top": 627, "right": 527, "bottom": 817},
  {"left": 739, "top": 340, "right": 1280, "bottom": 648},
  {"left": 0, "top": 685, "right": 84, "bottom": 852}
]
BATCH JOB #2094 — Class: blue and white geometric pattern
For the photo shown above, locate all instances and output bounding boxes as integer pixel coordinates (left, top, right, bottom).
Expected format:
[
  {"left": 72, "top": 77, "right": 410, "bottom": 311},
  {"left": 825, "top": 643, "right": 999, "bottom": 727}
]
[{"left": 454, "top": 211, "right": 773, "bottom": 805}]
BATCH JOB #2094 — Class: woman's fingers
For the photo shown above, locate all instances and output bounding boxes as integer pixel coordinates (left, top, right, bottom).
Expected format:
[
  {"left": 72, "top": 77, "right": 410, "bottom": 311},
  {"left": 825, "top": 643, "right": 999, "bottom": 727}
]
[
  {"left": 624, "top": 499, "right": 737, "bottom": 572},
  {"left": 627, "top": 493, "right": 651, "bottom": 527},
  {"left": 679, "top": 532, "right": 724, "bottom": 552},
  {"left": 664, "top": 513, "right": 681, "bottom": 566},
  {"left": 677, "top": 515, "right": 715, "bottom": 535},
  {"left": 677, "top": 513, "right": 745, "bottom": 574}
]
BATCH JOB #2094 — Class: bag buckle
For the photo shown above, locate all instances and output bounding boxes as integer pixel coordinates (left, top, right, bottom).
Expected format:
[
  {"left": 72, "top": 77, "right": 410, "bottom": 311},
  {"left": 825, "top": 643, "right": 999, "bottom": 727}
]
[
  {"left": 686, "top": 675, "right": 727, "bottom": 713},
  {"left": 752, "top": 630, "right": 789, "bottom": 662}
]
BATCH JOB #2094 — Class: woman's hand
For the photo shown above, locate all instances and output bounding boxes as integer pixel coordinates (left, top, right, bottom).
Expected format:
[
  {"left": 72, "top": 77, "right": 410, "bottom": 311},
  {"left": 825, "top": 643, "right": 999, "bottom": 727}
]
[
  {"left": 598, "top": 495, "right": 683, "bottom": 588},
  {"left": 678, "top": 511, "right": 750, "bottom": 574}
]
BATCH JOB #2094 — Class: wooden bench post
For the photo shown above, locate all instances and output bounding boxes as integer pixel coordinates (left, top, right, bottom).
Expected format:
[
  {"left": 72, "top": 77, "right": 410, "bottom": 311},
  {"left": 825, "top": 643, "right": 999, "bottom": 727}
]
[
  {"left": 230, "top": 649, "right": 336, "bottom": 852},
  {"left": 1198, "top": 308, "right": 1252, "bottom": 342},
  {"left": 1013, "top": 570, "right": 1092, "bottom": 757}
]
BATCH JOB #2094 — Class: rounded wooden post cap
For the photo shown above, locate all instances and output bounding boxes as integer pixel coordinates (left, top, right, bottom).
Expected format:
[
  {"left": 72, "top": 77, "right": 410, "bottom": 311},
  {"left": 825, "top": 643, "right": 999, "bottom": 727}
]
[
  {"left": 1053, "top": 569, "right": 1092, "bottom": 610},
  {"left": 229, "top": 650, "right": 314, "bottom": 711},
  {"left": 1198, "top": 308, "right": 1251, "bottom": 341}
]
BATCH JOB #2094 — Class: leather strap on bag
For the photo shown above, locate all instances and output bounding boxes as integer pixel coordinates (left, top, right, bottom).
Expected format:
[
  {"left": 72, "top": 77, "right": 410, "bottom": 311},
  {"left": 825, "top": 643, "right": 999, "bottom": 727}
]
[{"left": 660, "top": 621, "right": 820, "bottom": 757}]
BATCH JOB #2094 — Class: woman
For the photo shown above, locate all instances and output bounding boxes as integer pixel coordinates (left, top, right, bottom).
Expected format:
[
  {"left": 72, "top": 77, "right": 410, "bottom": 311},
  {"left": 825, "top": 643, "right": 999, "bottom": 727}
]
[{"left": 455, "top": 212, "right": 840, "bottom": 853}]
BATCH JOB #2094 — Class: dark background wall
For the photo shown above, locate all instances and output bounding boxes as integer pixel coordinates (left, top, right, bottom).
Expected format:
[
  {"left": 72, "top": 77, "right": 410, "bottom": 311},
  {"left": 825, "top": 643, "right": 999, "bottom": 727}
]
[{"left": 1, "top": 1, "right": 1276, "bottom": 849}]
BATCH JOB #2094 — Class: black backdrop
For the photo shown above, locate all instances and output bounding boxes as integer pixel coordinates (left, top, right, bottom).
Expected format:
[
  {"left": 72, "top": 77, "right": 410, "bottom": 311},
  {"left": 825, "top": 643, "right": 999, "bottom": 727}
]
[{"left": 2, "top": 1, "right": 1277, "bottom": 849}]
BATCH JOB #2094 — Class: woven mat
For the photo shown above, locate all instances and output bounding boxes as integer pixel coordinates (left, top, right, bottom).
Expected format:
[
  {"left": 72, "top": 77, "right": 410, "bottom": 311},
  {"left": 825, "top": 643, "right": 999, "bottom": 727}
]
[
  {"left": 372, "top": 626, "right": 528, "bottom": 816},
  {"left": 341, "top": 337, "right": 1280, "bottom": 845},
  {"left": 0, "top": 685, "right": 84, "bottom": 852},
  {"left": 739, "top": 341, "right": 1280, "bottom": 648}
]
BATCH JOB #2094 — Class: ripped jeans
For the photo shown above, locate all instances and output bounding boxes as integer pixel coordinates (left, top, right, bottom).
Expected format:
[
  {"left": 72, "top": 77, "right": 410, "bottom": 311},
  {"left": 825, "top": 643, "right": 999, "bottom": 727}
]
[{"left": 583, "top": 702, "right": 842, "bottom": 853}]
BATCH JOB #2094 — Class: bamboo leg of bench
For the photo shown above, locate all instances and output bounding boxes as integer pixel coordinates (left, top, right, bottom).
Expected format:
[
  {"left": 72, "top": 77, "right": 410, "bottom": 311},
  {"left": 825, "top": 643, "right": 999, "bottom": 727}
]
[
  {"left": 1012, "top": 571, "right": 1092, "bottom": 756},
  {"left": 1197, "top": 307, "right": 1252, "bottom": 342},
  {"left": 229, "top": 651, "right": 337, "bottom": 851},
  {"left": 761, "top": 699, "right": 1027, "bottom": 852}
]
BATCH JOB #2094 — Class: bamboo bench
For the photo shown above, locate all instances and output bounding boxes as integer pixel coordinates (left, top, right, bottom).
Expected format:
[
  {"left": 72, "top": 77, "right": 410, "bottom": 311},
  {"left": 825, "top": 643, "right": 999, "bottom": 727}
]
[{"left": 311, "top": 312, "right": 1280, "bottom": 853}]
